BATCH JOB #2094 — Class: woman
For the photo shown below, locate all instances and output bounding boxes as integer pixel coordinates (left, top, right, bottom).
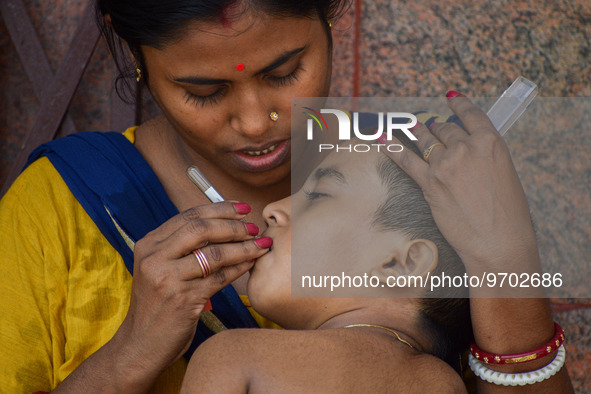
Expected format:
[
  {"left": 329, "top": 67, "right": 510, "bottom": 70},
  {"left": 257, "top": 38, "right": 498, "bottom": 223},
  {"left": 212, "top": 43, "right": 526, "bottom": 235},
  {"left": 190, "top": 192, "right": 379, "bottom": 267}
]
[{"left": 0, "top": 0, "right": 572, "bottom": 392}]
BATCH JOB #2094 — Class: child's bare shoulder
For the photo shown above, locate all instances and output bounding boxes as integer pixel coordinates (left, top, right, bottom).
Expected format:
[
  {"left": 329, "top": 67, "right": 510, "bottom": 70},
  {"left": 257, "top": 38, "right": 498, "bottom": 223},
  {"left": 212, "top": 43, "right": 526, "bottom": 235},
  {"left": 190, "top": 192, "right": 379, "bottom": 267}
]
[
  {"left": 187, "top": 328, "right": 339, "bottom": 370},
  {"left": 406, "top": 352, "right": 468, "bottom": 393},
  {"left": 182, "top": 329, "right": 467, "bottom": 393},
  {"left": 182, "top": 329, "right": 320, "bottom": 393}
]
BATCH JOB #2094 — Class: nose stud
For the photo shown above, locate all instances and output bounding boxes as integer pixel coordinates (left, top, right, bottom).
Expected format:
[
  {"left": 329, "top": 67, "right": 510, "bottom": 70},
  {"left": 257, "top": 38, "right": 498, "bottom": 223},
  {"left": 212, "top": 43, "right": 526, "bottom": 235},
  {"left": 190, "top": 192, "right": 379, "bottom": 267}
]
[{"left": 270, "top": 112, "right": 279, "bottom": 121}]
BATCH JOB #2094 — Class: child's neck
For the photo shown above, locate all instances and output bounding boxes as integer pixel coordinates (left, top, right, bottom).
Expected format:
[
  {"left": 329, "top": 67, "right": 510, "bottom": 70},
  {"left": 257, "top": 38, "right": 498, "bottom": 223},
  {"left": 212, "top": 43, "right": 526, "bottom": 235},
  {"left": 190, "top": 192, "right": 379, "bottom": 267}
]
[{"left": 314, "top": 304, "right": 426, "bottom": 352}]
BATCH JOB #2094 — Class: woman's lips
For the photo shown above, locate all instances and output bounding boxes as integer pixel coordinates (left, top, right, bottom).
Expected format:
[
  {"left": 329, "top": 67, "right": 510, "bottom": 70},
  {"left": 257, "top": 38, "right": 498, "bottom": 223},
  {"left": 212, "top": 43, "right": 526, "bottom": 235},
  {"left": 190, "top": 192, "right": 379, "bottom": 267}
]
[{"left": 232, "top": 139, "right": 290, "bottom": 173}]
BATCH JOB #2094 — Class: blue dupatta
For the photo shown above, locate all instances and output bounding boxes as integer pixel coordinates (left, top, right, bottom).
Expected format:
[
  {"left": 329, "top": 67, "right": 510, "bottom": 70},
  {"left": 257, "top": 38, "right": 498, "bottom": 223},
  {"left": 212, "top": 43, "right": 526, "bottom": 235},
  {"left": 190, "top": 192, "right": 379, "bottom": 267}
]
[{"left": 25, "top": 131, "right": 259, "bottom": 359}]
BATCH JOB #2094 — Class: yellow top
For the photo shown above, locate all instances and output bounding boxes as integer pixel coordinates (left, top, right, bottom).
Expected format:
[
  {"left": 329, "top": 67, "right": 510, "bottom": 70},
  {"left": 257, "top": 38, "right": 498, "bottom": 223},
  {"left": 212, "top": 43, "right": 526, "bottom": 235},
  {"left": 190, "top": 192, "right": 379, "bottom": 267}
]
[{"left": 0, "top": 128, "right": 278, "bottom": 393}]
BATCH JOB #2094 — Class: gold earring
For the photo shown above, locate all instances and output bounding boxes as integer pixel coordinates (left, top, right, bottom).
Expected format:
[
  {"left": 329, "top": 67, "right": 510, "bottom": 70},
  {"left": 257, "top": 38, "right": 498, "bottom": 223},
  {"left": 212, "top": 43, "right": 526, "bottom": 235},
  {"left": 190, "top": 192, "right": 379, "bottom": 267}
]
[
  {"left": 328, "top": 21, "right": 333, "bottom": 29},
  {"left": 270, "top": 112, "right": 279, "bottom": 121},
  {"left": 136, "top": 67, "right": 142, "bottom": 82}
]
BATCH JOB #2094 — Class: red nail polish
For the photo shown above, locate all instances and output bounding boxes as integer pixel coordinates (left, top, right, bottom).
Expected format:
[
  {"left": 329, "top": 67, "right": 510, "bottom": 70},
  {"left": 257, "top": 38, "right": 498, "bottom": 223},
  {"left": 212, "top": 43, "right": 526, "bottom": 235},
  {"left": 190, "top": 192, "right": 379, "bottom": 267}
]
[
  {"left": 234, "top": 203, "right": 251, "bottom": 214},
  {"left": 377, "top": 133, "right": 387, "bottom": 144},
  {"left": 245, "top": 222, "right": 259, "bottom": 236},
  {"left": 255, "top": 237, "right": 273, "bottom": 249},
  {"left": 446, "top": 90, "right": 460, "bottom": 98}
]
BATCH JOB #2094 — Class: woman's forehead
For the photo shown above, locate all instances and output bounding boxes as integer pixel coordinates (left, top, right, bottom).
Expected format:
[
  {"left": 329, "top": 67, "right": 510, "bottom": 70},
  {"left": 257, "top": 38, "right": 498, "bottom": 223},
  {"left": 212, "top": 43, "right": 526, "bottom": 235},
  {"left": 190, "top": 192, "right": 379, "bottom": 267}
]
[
  {"left": 143, "top": 13, "right": 317, "bottom": 73},
  {"left": 158, "top": 12, "right": 315, "bottom": 52}
]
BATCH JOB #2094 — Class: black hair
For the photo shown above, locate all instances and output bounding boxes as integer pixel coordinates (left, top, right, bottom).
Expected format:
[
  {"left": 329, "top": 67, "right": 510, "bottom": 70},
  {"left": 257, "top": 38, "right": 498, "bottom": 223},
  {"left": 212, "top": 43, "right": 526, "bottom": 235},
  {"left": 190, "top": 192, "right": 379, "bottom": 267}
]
[
  {"left": 374, "top": 134, "right": 473, "bottom": 369},
  {"left": 95, "top": 0, "right": 349, "bottom": 102}
]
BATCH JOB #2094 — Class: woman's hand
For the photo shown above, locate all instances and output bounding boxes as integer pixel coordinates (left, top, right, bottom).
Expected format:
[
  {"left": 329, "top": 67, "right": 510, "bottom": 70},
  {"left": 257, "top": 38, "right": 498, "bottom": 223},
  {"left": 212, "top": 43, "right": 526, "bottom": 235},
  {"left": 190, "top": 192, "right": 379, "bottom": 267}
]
[
  {"left": 383, "top": 93, "right": 573, "bottom": 393},
  {"left": 93, "top": 202, "right": 269, "bottom": 392},
  {"left": 385, "top": 94, "right": 540, "bottom": 276}
]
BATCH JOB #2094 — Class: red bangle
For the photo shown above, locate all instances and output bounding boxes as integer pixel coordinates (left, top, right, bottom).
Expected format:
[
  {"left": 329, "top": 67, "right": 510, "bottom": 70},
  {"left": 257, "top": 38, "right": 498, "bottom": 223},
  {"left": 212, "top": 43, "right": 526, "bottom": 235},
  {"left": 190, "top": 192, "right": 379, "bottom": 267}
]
[{"left": 469, "top": 322, "right": 565, "bottom": 365}]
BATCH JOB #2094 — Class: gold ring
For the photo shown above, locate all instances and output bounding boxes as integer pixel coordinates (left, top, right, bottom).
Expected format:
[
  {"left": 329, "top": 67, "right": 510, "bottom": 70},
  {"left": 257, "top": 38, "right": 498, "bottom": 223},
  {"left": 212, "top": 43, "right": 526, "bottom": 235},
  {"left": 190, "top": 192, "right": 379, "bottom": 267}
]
[
  {"left": 192, "top": 249, "right": 211, "bottom": 278},
  {"left": 423, "top": 143, "right": 444, "bottom": 163}
]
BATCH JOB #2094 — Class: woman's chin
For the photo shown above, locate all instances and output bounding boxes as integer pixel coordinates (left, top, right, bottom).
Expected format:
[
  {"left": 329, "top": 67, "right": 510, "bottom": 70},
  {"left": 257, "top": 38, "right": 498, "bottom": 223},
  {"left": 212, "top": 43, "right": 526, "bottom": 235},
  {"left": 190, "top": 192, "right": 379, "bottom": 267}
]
[{"left": 227, "top": 156, "right": 291, "bottom": 188}]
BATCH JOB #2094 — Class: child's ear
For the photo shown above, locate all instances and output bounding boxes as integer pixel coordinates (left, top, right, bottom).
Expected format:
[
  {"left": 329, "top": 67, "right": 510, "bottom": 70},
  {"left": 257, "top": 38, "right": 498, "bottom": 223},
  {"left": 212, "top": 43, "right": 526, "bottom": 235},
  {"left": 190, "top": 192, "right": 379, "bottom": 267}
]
[{"left": 371, "top": 239, "right": 438, "bottom": 281}]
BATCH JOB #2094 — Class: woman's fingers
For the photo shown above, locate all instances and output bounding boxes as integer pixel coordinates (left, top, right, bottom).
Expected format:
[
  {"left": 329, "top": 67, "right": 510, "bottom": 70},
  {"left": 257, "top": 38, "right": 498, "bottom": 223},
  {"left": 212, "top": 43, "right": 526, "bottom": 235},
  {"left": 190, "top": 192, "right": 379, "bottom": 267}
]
[
  {"left": 163, "top": 218, "right": 259, "bottom": 259},
  {"left": 386, "top": 94, "right": 498, "bottom": 175},
  {"left": 147, "top": 202, "right": 252, "bottom": 242},
  {"left": 201, "top": 260, "right": 255, "bottom": 293},
  {"left": 428, "top": 121, "right": 467, "bottom": 146},
  {"left": 176, "top": 236, "right": 273, "bottom": 280},
  {"left": 407, "top": 123, "right": 447, "bottom": 163},
  {"left": 383, "top": 134, "right": 430, "bottom": 186},
  {"left": 177, "top": 260, "right": 256, "bottom": 308},
  {"left": 382, "top": 122, "right": 448, "bottom": 187},
  {"left": 446, "top": 94, "right": 497, "bottom": 137}
]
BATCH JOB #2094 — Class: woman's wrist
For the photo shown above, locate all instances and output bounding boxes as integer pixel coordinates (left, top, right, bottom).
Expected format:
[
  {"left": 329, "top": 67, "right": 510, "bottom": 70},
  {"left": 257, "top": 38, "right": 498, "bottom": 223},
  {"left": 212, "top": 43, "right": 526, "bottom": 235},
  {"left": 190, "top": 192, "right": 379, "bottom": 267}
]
[
  {"left": 470, "top": 322, "right": 565, "bottom": 365},
  {"left": 469, "top": 313, "right": 560, "bottom": 375},
  {"left": 469, "top": 345, "right": 566, "bottom": 387},
  {"left": 463, "top": 248, "right": 547, "bottom": 299},
  {"left": 469, "top": 298, "right": 555, "bottom": 370},
  {"left": 468, "top": 299, "right": 575, "bottom": 393},
  {"left": 52, "top": 338, "right": 160, "bottom": 394},
  {"left": 103, "top": 323, "right": 169, "bottom": 393}
]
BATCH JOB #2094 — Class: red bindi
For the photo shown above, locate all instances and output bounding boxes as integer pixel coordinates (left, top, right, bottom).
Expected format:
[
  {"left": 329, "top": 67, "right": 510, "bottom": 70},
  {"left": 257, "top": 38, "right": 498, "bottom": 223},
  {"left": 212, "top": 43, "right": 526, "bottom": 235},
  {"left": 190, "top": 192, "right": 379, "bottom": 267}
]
[
  {"left": 236, "top": 64, "right": 245, "bottom": 71},
  {"left": 219, "top": 8, "right": 231, "bottom": 27}
]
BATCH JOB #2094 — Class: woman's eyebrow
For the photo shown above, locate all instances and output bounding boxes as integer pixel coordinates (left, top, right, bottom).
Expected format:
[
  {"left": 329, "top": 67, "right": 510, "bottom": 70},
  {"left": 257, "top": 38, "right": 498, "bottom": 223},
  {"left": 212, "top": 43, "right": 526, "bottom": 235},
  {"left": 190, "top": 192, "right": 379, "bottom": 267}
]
[
  {"left": 254, "top": 45, "right": 307, "bottom": 75},
  {"left": 174, "top": 75, "right": 229, "bottom": 85},
  {"left": 312, "top": 167, "right": 347, "bottom": 184},
  {"left": 172, "top": 46, "right": 307, "bottom": 86}
]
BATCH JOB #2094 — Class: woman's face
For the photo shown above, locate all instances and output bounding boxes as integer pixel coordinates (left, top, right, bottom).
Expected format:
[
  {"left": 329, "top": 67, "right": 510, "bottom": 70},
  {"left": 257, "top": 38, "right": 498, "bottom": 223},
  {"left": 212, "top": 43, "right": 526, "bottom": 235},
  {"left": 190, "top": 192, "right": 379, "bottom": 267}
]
[
  {"left": 141, "top": 10, "right": 332, "bottom": 187},
  {"left": 248, "top": 150, "right": 413, "bottom": 328}
]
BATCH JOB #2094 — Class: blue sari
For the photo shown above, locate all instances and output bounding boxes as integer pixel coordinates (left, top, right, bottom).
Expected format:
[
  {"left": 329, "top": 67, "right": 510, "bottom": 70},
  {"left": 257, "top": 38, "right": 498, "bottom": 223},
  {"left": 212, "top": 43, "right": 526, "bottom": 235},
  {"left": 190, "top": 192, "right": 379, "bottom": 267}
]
[{"left": 25, "top": 131, "right": 259, "bottom": 359}]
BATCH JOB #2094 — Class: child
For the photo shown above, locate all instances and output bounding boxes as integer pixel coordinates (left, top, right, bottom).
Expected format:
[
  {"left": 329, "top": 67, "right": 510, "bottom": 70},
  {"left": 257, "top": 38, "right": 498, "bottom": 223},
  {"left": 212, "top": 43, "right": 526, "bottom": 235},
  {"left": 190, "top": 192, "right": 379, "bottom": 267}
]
[{"left": 181, "top": 144, "right": 472, "bottom": 393}]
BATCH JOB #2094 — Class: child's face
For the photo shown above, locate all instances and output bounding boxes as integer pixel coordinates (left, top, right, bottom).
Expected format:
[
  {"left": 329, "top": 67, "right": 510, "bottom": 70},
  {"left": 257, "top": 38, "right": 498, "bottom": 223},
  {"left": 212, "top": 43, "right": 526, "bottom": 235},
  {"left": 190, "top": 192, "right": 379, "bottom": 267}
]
[{"left": 248, "top": 149, "right": 413, "bottom": 328}]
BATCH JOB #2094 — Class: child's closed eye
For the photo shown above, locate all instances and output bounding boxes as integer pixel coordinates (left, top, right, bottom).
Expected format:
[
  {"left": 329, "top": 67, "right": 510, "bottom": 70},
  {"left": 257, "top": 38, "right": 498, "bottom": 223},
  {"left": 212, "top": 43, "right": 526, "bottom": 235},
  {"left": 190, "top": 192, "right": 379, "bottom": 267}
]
[{"left": 303, "top": 190, "right": 329, "bottom": 201}]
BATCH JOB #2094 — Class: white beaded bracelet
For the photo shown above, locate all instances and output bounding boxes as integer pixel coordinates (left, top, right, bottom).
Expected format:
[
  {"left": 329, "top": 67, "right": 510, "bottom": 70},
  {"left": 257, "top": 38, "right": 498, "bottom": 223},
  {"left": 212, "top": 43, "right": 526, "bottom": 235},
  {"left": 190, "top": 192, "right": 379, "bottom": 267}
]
[{"left": 468, "top": 344, "right": 566, "bottom": 386}]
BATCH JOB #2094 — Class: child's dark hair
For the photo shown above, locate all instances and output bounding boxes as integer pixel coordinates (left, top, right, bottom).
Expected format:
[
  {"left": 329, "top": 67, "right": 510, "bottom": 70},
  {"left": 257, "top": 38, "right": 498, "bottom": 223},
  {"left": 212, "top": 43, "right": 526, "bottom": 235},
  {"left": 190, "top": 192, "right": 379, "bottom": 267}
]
[
  {"left": 373, "top": 133, "right": 473, "bottom": 369},
  {"left": 95, "top": 0, "right": 349, "bottom": 101}
]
